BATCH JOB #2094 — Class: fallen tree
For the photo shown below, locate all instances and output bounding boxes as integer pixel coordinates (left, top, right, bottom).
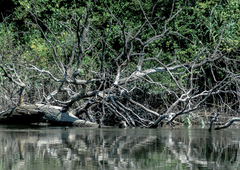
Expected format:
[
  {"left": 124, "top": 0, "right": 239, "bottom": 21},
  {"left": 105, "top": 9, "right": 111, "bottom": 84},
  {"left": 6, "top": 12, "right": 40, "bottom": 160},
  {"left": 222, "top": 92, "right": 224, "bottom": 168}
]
[{"left": 1, "top": 1, "right": 240, "bottom": 128}]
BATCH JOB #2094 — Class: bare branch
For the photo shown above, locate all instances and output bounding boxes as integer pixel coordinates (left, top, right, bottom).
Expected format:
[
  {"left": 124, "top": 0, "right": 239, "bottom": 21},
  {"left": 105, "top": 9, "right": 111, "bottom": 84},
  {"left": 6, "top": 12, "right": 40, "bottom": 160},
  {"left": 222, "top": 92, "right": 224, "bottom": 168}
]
[
  {"left": 214, "top": 118, "right": 240, "bottom": 130},
  {"left": 209, "top": 113, "right": 219, "bottom": 132},
  {"left": 123, "top": 92, "right": 159, "bottom": 117}
]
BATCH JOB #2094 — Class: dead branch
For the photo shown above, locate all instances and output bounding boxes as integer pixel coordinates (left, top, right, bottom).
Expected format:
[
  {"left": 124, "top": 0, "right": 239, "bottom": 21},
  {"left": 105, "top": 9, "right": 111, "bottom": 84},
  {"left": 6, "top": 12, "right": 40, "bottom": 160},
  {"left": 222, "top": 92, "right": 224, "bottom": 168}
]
[
  {"left": 214, "top": 118, "right": 240, "bottom": 130},
  {"left": 209, "top": 113, "right": 219, "bottom": 132},
  {"left": 1, "top": 1, "right": 239, "bottom": 129}
]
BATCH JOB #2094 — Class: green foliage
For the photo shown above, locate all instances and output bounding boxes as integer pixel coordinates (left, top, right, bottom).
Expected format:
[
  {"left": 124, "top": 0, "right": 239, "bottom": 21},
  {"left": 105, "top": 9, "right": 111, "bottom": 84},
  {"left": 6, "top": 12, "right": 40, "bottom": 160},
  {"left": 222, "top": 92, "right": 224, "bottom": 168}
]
[
  {"left": 0, "top": 21, "right": 19, "bottom": 63},
  {"left": 201, "top": 118, "right": 205, "bottom": 129},
  {"left": 25, "top": 35, "right": 50, "bottom": 67},
  {"left": 1, "top": 0, "right": 240, "bottom": 99},
  {"left": 182, "top": 114, "right": 192, "bottom": 126}
]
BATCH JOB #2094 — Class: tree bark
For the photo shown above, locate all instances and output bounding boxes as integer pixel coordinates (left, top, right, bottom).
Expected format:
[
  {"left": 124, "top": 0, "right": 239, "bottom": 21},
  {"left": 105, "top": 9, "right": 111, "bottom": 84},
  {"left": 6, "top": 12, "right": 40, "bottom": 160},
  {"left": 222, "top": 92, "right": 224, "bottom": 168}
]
[
  {"left": 37, "top": 104, "right": 100, "bottom": 127},
  {"left": 0, "top": 104, "right": 100, "bottom": 127}
]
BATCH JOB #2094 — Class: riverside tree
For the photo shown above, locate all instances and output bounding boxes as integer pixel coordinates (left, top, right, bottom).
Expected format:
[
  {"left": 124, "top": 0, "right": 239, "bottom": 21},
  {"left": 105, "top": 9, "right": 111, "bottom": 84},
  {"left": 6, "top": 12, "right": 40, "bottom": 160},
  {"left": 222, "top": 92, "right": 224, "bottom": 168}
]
[{"left": 1, "top": 0, "right": 240, "bottom": 129}]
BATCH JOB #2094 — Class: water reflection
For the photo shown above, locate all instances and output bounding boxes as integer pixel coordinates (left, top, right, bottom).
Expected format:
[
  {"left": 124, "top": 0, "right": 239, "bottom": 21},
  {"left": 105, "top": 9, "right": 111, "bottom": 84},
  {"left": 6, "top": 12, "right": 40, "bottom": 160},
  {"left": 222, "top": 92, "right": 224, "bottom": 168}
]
[{"left": 0, "top": 125, "right": 239, "bottom": 170}]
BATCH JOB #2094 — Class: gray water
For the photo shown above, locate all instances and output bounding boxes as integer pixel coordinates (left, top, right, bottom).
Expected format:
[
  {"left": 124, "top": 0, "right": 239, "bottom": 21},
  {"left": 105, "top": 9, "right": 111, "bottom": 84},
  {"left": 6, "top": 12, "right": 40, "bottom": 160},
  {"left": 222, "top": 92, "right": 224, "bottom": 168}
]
[{"left": 0, "top": 125, "right": 239, "bottom": 170}]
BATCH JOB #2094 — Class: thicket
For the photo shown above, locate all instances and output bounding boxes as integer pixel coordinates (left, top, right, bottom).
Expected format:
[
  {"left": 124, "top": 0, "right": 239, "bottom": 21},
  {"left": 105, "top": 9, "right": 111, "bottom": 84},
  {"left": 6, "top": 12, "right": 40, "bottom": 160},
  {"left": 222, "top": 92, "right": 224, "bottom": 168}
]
[{"left": 1, "top": 0, "right": 240, "bottom": 126}]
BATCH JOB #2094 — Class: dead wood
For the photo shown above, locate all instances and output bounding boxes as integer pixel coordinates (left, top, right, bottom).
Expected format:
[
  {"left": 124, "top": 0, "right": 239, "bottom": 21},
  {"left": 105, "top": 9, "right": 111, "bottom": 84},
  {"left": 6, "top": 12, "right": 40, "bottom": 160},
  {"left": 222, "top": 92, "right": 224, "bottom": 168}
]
[
  {"left": 0, "top": 105, "right": 43, "bottom": 124},
  {"left": 1, "top": 2, "right": 240, "bottom": 129},
  {"left": 214, "top": 118, "right": 240, "bottom": 130},
  {"left": 209, "top": 113, "right": 219, "bottom": 132},
  {"left": 36, "top": 104, "right": 100, "bottom": 127}
]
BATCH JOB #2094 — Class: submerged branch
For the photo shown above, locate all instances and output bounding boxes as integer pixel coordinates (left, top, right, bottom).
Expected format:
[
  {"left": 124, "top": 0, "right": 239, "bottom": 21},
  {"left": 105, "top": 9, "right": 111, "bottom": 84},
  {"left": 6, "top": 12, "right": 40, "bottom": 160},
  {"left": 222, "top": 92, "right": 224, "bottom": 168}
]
[
  {"left": 214, "top": 118, "right": 240, "bottom": 130},
  {"left": 209, "top": 113, "right": 219, "bottom": 132}
]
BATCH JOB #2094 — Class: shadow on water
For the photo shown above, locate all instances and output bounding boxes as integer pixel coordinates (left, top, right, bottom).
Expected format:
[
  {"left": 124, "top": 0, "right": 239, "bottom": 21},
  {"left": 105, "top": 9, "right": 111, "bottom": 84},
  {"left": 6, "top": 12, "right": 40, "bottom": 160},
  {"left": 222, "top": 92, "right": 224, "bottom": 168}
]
[{"left": 0, "top": 125, "right": 240, "bottom": 170}]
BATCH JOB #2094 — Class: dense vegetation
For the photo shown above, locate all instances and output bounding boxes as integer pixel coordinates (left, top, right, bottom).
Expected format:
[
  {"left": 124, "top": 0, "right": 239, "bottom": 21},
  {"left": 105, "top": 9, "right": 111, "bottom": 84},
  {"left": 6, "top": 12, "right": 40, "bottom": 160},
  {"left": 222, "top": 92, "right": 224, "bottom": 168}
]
[{"left": 1, "top": 0, "right": 240, "bottom": 127}]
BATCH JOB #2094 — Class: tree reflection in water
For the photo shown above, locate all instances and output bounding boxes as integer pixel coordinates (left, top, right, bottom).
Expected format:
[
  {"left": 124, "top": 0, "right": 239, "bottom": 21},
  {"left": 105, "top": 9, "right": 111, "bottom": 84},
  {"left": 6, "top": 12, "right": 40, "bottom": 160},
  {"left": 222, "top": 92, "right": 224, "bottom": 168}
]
[{"left": 0, "top": 125, "right": 239, "bottom": 170}]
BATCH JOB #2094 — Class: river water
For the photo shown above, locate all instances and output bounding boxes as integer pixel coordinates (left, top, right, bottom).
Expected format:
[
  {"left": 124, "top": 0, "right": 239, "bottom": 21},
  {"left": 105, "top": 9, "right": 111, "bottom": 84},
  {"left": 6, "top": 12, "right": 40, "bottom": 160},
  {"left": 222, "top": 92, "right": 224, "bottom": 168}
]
[{"left": 0, "top": 125, "right": 239, "bottom": 170}]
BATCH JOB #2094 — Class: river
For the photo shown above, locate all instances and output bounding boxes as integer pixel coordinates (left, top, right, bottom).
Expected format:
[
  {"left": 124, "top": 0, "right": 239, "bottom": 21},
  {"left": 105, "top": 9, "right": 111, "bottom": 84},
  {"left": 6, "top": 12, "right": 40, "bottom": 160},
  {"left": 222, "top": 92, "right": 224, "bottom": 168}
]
[{"left": 0, "top": 124, "right": 239, "bottom": 170}]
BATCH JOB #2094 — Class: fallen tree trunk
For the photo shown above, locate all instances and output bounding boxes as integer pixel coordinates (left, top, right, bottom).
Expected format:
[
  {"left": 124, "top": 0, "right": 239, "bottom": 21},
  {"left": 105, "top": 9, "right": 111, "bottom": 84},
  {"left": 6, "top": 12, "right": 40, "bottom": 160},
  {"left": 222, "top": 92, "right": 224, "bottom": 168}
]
[
  {"left": 0, "top": 105, "right": 43, "bottom": 124},
  {"left": 0, "top": 104, "right": 100, "bottom": 127},
  {"left": 36, "top": 104, "right": 100, "bottom": 127}
]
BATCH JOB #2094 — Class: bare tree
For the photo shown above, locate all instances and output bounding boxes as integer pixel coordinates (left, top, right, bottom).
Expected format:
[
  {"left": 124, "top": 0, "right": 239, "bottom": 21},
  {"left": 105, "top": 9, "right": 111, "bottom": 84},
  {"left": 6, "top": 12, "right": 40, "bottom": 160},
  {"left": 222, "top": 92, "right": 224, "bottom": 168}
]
[{"left": 1, "top": 1, "right": 240, "bottom": 129}]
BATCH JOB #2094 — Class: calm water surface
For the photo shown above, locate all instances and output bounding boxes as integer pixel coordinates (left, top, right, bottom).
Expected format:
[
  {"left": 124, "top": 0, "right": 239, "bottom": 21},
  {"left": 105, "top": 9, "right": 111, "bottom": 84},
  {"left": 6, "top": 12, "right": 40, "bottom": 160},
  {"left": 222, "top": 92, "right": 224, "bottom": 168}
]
[{"left": 0, "top": 125, "right": 239, "bottom": 170}]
